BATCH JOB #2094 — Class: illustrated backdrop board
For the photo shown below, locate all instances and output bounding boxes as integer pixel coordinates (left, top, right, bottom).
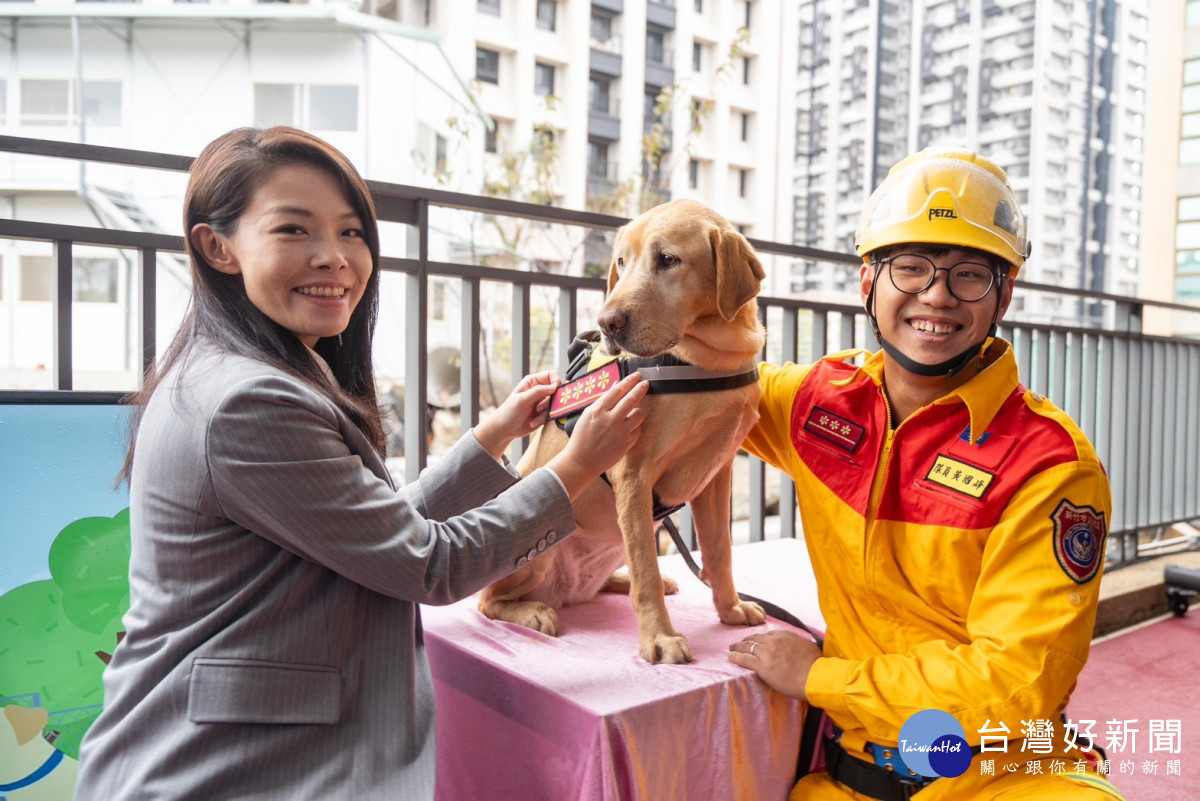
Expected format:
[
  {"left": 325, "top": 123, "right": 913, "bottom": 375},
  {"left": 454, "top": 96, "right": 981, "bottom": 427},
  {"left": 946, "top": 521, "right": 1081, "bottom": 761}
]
[
  {"left": 423, "top": 536, "right": 824, "bottom": 801},
  {"left": 1, "top": 402, "right": 131, "bottom": 799}
]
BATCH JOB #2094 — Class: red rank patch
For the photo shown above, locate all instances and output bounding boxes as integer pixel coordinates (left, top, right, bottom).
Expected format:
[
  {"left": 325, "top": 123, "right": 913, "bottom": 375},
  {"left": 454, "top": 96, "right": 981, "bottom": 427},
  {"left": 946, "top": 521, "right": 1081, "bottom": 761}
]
[
  {"left": 1051, "top": 500, "right": 1106, "bottom": 584},
  {"left": 548, "top": 362, "right": 622, "bottom": 420},
  {"left": 803, "top": 405, "right": 866, "bottom": 452}
]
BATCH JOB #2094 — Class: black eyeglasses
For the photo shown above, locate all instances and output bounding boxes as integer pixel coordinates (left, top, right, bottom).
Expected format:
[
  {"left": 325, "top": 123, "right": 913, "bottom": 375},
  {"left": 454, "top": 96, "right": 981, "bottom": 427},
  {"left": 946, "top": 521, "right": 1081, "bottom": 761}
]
[{"left": 878, "top": 254, "right": 999, "bottom": 303}]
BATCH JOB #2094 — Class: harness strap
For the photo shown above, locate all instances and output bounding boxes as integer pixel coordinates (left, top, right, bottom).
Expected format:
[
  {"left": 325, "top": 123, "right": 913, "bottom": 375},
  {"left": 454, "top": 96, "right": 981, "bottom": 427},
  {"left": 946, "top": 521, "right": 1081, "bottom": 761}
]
[{"left": 824, "top": 735, "right": 933, "bottom": 801}]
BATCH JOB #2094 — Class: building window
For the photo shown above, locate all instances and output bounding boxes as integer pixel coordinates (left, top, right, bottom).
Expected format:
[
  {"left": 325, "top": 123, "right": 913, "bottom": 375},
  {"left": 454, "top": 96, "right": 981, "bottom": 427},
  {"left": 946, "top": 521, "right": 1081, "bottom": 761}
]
[
  {"left": 82, "top": 81, "right": 122, "bottom": 127},
  {"left": 740, "top": 112, "right": 750, "bottom": 141},
  {"left": 688, "top": 158, "right": 699, "bottom": 189},
  {"left": 647, "top": 30, "right": 666, "bottom": 65},
  {"left": 476, "top": 48, "right": 501, "bottom": 84},
  {"left": 695, "top": 0, "right": 703, "bottom": 11},
  {"left": 738, "top": 168, "right": 749, "bottom": 198},
  {"left": 742, "top": 56, "right": 751, "bottom": 85},
  {"left": 20, "top": 79, "right": 69, "bottom": 126},
  {"left": 0, "top": 79, "right": 6, "bottom": 125},
  {"left": 485, "top": 126, "right": 498, "bottom": 153},
  {"left": 588, "top": 140, "right": 610, "bottom": 179},
  {"left": 536, "top": 0, "right": 556, "bottom": 31},
  {"left": 1189, "top": 0, "right": 1200, "bottom": 26},
  {"left": 1181, "top": 59, "right": 1200, "bottom": 163},
  {"left": 310, "top": 85, "right": 358, "bottom": 132},
  {"left": 255, "top": 84, "right": 299, "bottom": 127},
  {"left": 744, "top": 0, "right": 752, "bottom": 29},
  {"left": 591, "top": 12, "right": 613, "bottom": 44},
  {"left": 255, "top": 84, "right": 358, "bottom": 131},
  {"left": 535, "top": 62, "right": 556, "bottom": 96},
  {"left": 589, "top": 77, "right": 611, "bottom": 115},
  {"left": 20, "top": 256, "right": 51, "bottom": 302},
  {"left": 478, "top": 0, "right": 500, "bottom": 15},
  {"left": 692, "top": 42, "right": 702, "bottom": 72},
  {"left": 74, "top": 258, "right": 119, "bottom": 303}
]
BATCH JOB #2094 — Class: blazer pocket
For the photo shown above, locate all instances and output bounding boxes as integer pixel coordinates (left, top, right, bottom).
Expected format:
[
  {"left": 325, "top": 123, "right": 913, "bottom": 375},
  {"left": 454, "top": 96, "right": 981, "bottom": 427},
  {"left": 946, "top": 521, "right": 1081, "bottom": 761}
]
[{"left": 188, "top": 658, "right": 341, "bottom": 725}]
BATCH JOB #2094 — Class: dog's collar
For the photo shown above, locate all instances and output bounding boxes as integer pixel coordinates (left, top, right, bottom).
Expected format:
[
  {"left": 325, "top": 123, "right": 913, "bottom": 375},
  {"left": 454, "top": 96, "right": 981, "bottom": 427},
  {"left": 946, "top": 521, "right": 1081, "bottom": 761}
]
[
  {"left": 0, "top": 746, "right": 64, "bottom": 791},
  {"left": 548, "top": 332, "right": 759, "bottom": 422}
]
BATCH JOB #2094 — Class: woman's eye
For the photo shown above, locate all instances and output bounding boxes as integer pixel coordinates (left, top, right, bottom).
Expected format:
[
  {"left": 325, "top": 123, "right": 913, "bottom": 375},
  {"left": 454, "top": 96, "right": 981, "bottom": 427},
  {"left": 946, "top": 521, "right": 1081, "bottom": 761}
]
[
  {"left": 277, "top": 225, "right": 305, "bottom": 235},
  {"left": 344, "top": 228, "right": 365, "bottom": 239}
]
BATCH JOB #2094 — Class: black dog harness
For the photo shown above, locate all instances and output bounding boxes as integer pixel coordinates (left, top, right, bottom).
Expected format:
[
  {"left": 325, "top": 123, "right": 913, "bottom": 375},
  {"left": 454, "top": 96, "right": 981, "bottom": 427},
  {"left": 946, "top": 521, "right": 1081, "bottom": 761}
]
[{"left": 547, "top": 331, "right": 759, "bottom": 521}]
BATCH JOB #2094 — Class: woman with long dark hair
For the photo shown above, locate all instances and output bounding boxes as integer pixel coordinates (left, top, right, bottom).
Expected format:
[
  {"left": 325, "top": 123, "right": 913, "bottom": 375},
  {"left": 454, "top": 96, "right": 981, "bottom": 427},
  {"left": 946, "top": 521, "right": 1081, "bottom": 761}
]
[{"left": 75, "top": 127, "right": 647, "bottom": 800}]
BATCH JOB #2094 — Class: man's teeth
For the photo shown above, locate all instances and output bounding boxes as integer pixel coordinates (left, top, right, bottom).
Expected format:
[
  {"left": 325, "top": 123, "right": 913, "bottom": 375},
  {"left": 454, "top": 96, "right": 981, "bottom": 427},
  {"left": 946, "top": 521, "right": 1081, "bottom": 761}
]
[
  {"left": 910, "top": 320, "right": 956, "bottom": 334},
  {"left": 297, "top": 287, "right": 346, "bottom": 297}
]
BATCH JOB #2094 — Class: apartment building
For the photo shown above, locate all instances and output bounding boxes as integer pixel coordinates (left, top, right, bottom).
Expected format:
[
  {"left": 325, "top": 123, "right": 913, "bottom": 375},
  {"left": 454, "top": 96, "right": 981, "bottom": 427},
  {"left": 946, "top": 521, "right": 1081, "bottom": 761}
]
[
  {"left": 1142, "top": 0, "right": 1200, "bottom": 336},
  {"left": 399, "top": 0, "right": 796, "bottom": 290},
  {"left": 0, "top": 0, "right": 484, "bottom": 390},
  {"left": 791, "top": 0, "right": 1149, "bottom": 328}
]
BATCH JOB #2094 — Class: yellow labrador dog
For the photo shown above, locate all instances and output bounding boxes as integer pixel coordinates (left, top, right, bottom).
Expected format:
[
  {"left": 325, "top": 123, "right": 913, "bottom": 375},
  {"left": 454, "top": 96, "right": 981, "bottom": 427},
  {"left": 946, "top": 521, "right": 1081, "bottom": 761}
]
[{"left": 478, "top": 199, "right": 768, "bottom": 664}]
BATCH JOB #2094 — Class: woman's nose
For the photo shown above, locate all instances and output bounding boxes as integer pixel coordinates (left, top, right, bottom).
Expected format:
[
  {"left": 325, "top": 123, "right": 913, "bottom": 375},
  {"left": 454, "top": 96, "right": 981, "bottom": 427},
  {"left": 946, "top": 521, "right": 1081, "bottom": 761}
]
[{"left": 313, "top": 236, "right": 349, "bottom": 270}]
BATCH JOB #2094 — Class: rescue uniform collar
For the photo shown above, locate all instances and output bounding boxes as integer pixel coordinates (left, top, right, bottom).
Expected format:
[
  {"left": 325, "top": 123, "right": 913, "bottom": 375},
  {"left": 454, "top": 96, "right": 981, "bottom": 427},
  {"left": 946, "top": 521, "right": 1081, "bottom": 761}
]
[{"left": 827, "top": 339, "right": 1018, "bottom": 444}]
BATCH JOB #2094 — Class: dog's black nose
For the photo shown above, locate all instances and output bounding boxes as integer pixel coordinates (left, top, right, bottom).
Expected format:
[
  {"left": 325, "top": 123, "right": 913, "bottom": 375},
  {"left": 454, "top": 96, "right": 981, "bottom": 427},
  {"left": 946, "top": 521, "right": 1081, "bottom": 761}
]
[{"left": 599, "top": 309, "right": 627, "bottom": 338}]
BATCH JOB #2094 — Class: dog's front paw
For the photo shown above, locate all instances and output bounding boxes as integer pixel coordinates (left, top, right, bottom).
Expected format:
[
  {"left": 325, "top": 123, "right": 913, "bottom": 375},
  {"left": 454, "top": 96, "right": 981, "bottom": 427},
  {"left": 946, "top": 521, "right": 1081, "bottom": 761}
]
[
  {"left": 511, "top": 602, "right": 560, "bottom": 636},
  {"left": 718, "top": 599, "right": 767, "bottom": 627},
  {"left": 661, "top": 575, "right": 679, "bottom": 595},
  {"left": 641, "top": 632, "right": 693, "bottom": 664}
]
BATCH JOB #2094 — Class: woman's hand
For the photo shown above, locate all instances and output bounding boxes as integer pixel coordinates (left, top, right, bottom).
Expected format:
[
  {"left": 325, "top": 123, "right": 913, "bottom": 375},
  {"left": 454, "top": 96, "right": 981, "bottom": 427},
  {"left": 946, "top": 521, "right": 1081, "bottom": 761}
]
[
  {"left": 473, "top": 370, "right": 559, "bottom": 461},
  {"left": 727, "top": 630, "right": 822, "bottom": 700},
  {"left": 546, "top": 372, "right": 649, "bottom": 500}
]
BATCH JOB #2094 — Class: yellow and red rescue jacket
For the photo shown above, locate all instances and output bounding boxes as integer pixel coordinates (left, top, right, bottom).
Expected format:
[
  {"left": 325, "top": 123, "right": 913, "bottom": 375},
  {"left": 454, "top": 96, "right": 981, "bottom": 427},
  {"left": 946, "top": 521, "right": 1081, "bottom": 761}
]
[{"left": 743, "top": 340, "right": 1111, "bottom": 760}]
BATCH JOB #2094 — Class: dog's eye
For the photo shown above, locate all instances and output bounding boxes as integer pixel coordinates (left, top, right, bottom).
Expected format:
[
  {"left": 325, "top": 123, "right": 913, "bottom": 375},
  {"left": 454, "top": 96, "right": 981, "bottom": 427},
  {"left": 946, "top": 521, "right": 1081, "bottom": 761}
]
[
  {"left": 658, "top": 253, "right": 679, "bottom": 269},
  {"left": 617, "top": 257, "right": 624, "bottom": 272}
]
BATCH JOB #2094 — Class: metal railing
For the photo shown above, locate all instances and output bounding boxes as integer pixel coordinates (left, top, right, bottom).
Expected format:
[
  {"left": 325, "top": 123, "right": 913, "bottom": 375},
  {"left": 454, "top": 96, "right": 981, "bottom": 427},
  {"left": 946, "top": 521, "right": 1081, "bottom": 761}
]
[{"left": 1, "top": 134, "right": 1197, "bottom": 568}]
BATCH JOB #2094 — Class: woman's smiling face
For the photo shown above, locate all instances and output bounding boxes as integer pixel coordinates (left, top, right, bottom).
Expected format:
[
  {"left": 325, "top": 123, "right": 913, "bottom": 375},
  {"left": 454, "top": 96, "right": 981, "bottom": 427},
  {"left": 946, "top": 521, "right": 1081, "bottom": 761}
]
[{"left": 194, "top": 163, "right": 373, "bottom": 347}]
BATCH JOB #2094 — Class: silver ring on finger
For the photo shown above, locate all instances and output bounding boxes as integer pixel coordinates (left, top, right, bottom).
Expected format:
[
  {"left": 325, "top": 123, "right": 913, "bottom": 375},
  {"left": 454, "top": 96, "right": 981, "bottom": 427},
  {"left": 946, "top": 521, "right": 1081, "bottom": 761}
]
[{"left": 749, "top": 641, "right": 758, "bottom": 656}]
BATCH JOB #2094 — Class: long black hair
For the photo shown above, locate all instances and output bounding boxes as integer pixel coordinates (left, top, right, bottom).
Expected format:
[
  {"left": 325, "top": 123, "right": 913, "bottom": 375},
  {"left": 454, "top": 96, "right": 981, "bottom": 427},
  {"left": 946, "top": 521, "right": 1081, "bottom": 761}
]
[{"left": 119, "top": 126, "right": 385, "bottom": 482}]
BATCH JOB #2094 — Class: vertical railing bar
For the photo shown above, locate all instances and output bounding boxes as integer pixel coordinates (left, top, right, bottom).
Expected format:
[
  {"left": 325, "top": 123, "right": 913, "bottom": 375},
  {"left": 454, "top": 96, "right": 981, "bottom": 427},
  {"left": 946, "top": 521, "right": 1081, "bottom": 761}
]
[
  {"left": 139, "top": 246, "right": 157, "bottom": 378},
  {"left": 53, "top": 240, "right": 73, "bottom": 390},
  {"left": 1135, "top": 339, "right": 1153, "bottom": 534},
  {"left": 1080, "top": 332, "right": 1098, "bottom": 446},
  {"left": 1187, "top": 346, "right": 1200, "bottom": 517},
  {"left": 779, "top": 306, "right": 799, "bottom": 541},
  {"left": 1050, "top": 330, "right": 1067, "bottom": 408},
  {"left": 510, "top": 279, "right": 531, "bottom": 464},
  {"left": 404, "top": 200, "right": 429, "bottom": 483},
  {"left": 459, "top": 276, "right": 481, "bottom": 434},
  {"left": 1148, "top": 341, "right": 1165, "bottom": 527},
  {"left": 748, "top": 304, "right": 767, "bottom": 543},
  {"left": 1109, "top": 336, "right": 1129, "bottom": 545},
  {"left": 1034, "top": 328, "right": 1050, "bottom": 398},
  {"left": 556, "top": 286, "right": 577, "bottom": 373},
  {"left": 1167, "top": 343, "right": 1183, "bottom": 522}
]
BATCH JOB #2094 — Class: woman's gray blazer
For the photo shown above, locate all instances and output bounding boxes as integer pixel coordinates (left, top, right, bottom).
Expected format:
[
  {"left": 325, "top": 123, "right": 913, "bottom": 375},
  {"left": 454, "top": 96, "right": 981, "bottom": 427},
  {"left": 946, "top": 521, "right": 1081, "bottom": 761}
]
[{"left": 74, "top": 341, "right": 575, "bottom": 800}]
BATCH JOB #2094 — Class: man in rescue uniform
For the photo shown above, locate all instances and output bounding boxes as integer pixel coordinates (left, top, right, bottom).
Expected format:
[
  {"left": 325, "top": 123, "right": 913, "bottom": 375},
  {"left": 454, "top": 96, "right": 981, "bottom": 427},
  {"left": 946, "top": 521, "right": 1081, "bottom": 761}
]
[{"left": 729, "top": 148, "right": 1123, "bottom": 800}]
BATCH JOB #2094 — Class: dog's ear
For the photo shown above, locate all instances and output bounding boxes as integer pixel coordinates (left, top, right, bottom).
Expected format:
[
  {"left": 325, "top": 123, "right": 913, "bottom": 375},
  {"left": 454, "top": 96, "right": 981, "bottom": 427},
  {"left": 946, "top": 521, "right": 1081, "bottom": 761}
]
[
  {"left": 711, "top": 226, "right": 765, "bottom": 321},
  {"left": 607, "top": 227, "right": 626, "bottom": 295}
]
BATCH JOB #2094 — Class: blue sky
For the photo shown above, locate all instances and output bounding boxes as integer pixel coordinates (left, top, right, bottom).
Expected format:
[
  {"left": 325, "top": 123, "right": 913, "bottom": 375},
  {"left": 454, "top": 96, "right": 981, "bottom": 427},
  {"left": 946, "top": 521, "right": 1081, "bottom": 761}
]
[{"left": 0, "top": 404, "right": 131, "bottom": 595}]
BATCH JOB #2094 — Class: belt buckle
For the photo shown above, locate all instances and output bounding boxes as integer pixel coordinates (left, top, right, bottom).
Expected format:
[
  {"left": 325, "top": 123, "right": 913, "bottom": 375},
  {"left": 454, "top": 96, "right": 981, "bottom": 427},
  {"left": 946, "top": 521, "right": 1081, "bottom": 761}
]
[{"left": 866, "top": 742, "right": 928, "bottom": 787}]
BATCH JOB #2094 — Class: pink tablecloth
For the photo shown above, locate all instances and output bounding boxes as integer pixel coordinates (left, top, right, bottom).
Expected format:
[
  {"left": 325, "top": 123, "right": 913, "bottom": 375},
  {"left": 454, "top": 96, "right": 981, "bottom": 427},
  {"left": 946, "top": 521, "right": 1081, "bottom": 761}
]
[{"left": 423, "top": 537, "right": 824, "bottom": 801}]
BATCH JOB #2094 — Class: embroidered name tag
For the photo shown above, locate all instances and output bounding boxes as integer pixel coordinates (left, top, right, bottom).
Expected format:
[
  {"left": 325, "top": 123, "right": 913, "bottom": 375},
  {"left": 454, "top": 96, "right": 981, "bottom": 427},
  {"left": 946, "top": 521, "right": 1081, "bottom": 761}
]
[
  {"left": 803, "top": 406, "right": 865, "bottom": 452},
  {"left": 925, "top": 454, "right": 995, "bottom": 499},
  {"left": 548, "top": 362, "right": 622, "bottom": 420},
  {"left": 1051, "top": 500, "right": 1105, "bottom": 584}
]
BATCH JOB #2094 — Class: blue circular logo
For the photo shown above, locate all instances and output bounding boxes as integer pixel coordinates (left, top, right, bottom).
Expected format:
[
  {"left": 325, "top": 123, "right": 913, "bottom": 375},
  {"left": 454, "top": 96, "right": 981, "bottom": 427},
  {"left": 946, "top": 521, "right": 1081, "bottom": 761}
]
[{"left": 897, "top": 709, "right": 972, "bottom": 778}]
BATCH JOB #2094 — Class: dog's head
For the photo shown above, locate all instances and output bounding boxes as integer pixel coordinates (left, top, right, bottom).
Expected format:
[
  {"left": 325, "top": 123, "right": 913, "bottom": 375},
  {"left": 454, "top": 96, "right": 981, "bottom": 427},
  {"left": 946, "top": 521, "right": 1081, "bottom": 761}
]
[{"left": 600, "top": 199, "right": 765, "bottom": 358}]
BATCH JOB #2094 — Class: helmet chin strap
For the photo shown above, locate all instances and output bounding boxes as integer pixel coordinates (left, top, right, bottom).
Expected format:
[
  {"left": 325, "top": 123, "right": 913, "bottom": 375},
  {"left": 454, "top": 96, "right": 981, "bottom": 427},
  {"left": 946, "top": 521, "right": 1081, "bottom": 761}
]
[{"left": 865, "top": 269, "right": 1003, "bottom": 379}]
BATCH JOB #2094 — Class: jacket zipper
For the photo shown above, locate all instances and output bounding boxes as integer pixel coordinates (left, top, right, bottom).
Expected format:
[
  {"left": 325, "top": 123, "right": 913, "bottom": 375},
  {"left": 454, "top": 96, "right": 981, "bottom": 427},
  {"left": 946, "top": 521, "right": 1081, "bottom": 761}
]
[{"left": 863, "top": 391, "right": 896, "bottom": 581}]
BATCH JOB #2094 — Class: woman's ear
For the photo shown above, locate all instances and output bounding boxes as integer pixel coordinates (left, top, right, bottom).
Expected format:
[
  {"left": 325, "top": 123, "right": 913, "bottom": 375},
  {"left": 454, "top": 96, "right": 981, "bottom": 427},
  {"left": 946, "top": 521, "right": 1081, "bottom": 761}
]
[{"left": 191, "top": 224, "right": 240, "bottom": 275}]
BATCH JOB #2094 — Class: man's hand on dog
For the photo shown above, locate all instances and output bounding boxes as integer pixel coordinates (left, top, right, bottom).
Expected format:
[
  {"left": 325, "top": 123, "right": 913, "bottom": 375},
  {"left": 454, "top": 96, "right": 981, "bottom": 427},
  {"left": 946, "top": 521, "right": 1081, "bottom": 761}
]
[
  {"left": 548, "top": 372, "right": 649, "bottom": 501},
  {"left": 729, "top": 630, "right": 822, "bottom": 700}
]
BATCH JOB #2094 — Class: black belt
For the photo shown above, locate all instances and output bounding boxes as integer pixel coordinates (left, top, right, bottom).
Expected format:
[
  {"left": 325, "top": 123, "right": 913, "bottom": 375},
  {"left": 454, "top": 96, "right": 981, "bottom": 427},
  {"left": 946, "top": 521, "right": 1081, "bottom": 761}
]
[{"left": 824, "top": 735, "right": 936, "bottom": 801}]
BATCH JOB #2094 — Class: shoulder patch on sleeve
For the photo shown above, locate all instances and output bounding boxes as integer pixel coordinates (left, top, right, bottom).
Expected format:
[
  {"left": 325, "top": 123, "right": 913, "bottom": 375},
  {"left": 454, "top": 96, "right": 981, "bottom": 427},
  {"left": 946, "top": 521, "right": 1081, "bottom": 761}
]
[{"left": 1051, "top": 500, "right": 1106, "bottom": 584}]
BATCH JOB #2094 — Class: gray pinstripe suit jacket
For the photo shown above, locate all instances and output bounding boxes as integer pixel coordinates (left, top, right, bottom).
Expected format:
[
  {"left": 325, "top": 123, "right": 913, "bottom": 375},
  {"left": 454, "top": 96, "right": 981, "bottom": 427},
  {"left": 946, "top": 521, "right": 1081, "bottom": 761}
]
[{"left": 75, "top": 340, "right": 574, "bottom": 800}]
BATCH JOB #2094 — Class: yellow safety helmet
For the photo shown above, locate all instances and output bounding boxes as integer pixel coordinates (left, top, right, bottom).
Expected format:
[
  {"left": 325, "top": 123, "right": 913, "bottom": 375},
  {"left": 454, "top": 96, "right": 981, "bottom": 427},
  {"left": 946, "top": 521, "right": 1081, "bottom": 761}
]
[{"left": 854, "top": 147, "right": 1030, "bottom": 275}]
